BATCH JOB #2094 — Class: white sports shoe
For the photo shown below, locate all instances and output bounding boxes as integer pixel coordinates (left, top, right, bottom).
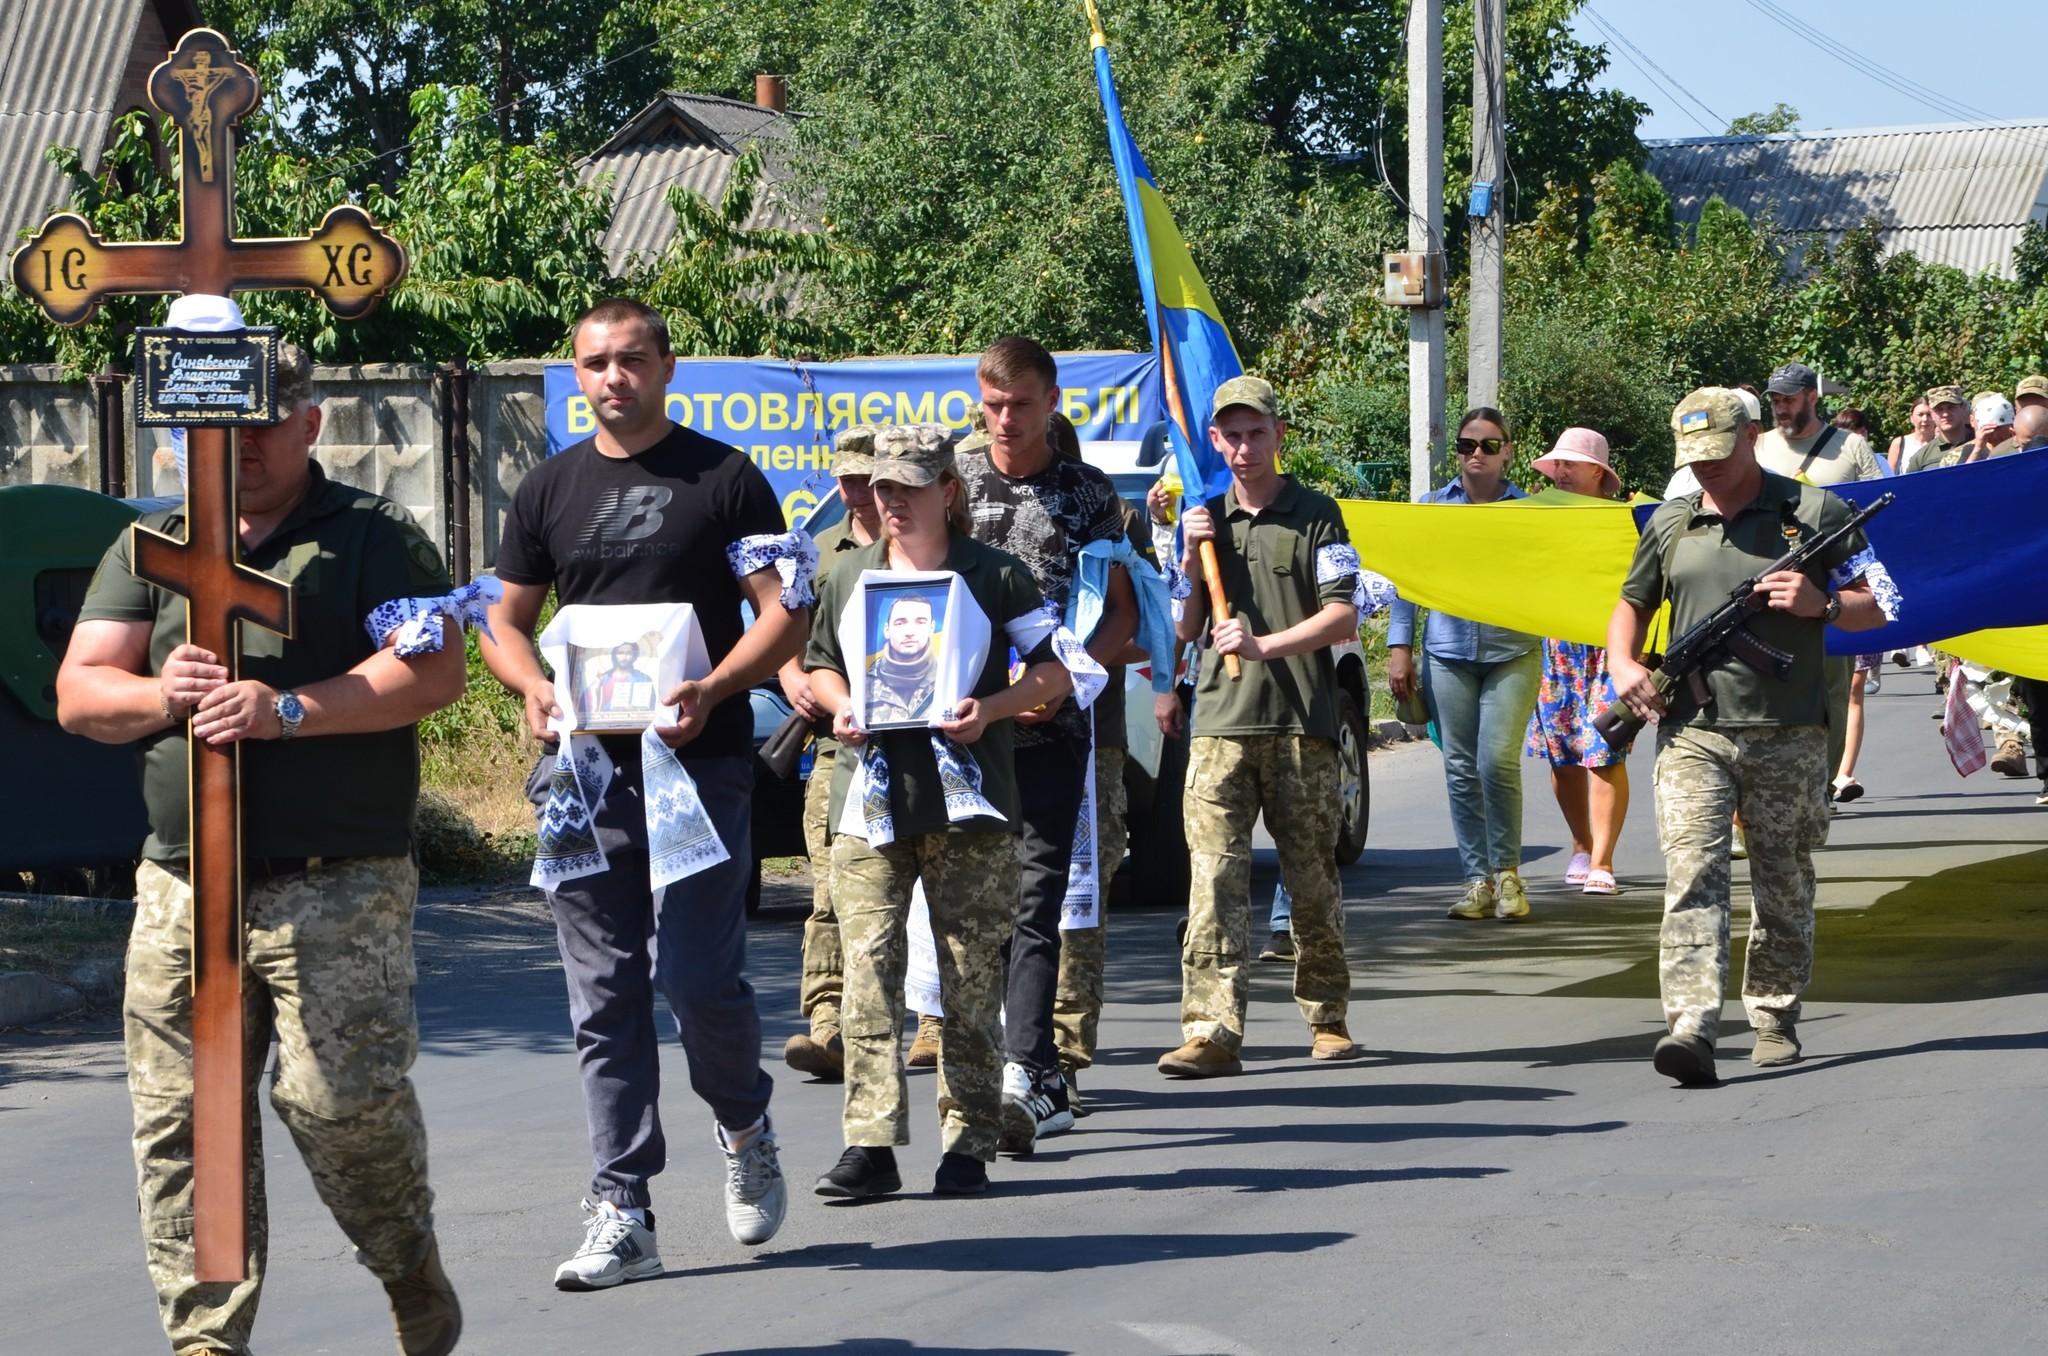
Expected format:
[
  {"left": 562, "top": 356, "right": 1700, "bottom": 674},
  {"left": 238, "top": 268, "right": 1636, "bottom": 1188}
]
[
  {"left": 998, "top": 1060, "right": 1039, "bottom": 1155},
  {"left": 717, "top": 1116, "right": 787, "bottom": 1246},
  {"left": 553, "top": 1199, "right": 661, "bottom": 1291}
]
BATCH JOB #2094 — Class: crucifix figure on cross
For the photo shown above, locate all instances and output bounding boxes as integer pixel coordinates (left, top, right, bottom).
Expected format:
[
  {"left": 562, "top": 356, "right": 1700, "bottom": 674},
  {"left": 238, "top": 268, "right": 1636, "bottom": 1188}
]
[{"left": 11, "top": 27, "right": 406, "bottom": 1284}]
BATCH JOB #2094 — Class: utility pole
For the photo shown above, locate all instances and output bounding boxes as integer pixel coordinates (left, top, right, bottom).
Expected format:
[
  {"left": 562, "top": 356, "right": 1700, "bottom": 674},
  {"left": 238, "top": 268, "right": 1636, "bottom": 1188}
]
[
  {"left": 1407, "top": 0, "right": 1445, "bottom": 499},
  {"left": 1467, "top": 0, "right": 1505, "bottom": 411}
]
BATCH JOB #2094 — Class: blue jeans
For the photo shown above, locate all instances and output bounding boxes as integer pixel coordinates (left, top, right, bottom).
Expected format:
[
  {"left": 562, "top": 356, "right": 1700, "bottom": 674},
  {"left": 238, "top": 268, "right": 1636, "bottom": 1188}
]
[
  {"left": 1269, "top": 882, "right": 1292, "bottom": 931},
  {"left": 531, "top": 749, "right": 771, "bottom": 1210},
  {"left": 1424, "top": 649, "right": 1543, "bottom": 882}
]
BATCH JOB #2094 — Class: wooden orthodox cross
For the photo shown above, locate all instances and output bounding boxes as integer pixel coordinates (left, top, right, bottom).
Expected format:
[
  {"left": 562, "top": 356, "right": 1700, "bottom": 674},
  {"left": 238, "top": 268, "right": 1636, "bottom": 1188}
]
[{"left": 9, "top": 28, "right": 405, "bottom": 1282}]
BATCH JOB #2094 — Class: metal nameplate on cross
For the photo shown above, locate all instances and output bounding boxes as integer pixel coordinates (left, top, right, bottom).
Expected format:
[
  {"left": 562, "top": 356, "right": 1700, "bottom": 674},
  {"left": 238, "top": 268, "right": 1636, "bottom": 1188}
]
[{"left": 7, "top": 27, "right": 406, "bottom": 1283}]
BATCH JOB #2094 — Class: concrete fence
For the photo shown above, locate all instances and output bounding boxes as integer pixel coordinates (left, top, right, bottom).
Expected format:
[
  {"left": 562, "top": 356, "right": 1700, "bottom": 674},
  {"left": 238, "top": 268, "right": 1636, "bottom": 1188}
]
[{"left": 0, "top": 359, "right": 555, "bottom": 580}]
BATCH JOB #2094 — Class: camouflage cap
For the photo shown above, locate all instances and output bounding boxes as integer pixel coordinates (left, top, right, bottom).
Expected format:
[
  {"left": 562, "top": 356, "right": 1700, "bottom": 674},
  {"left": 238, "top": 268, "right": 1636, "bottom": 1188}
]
[
  {"left": 275, "top": 341, "right": 313, "bottom": 408},
  {"left": 832, "top": 425, "right": 878, "bottom": 479},
  {"left": 1210, "top": 374, "right": 1281, "bottom": 422},
  {"left": 2016, "top": 374, "right": 2048, "bottom": 401},
  {"left": 868, "top": 423, "right": 958, "bottom": 488},
  {"left": 1671, "top": 386, "right": 1749, "bottom": 467},
  {"left": 1925, "top": 383, "right": 1968, "bottom": 409}
]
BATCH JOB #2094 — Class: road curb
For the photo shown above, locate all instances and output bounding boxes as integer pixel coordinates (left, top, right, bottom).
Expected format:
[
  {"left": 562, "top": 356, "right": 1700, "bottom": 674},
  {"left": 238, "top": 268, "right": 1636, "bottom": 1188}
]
[
  {"left": 1374, "top": 719, "right": 1431, "bottom": 744},
  {"left": 0, "top": 892, "right": 134, "bottom": 1026},
  {"left": 0, "top": 971, "right": 86, "bottom": 1028}
]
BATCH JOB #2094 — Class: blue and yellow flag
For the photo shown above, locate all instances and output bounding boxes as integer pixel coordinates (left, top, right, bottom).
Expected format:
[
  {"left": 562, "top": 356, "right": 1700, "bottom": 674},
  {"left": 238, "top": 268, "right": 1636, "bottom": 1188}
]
[{"left": 1088, "top": 0, "right": 1236, "bottom": 504}]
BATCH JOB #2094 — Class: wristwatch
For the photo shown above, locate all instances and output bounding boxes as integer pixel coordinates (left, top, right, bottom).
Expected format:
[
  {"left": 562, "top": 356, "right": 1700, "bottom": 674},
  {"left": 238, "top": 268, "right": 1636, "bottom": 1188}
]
[
  {"left": 274, "top": 690, "right": 305, "bottom": 740},
  {"left": 1822, "top": 591, "right": 1843, "bottom": 624}
]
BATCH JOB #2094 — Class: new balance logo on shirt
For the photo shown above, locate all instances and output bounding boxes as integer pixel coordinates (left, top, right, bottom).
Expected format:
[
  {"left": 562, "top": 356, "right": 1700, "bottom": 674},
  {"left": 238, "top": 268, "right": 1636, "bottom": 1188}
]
[{"left": 574, "top": 486, "right": 679, "bottom": 561}]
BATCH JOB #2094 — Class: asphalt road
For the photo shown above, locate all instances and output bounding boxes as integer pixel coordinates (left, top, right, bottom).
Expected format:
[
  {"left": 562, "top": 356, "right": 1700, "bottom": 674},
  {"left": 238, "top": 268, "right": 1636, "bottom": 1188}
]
[{"left": 4, "top": 670, "right": 2046, "bottom": 1355}]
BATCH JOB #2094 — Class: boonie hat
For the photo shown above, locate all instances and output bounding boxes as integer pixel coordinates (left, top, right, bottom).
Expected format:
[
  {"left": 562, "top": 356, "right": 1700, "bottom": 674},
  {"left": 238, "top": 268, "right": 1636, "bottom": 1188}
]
[
  {"left": 1533, "top": 427, "right": 1620, "bottom": 497},
  {"left": 1765, "top": 361, "right": 1818, "bottom": 396},
  {"left": 1972, "top": 392, "right": 2015, "bottom": 426},
  {"left": 868, "top": 423, "right": 957, "bottom": 488},
  {"left": 1925, "top": 383, "right": 1968, "bottom": 409},
  {"left": 1671, "top": 387, "right": 1749, "bottom": 468},
  {"left": 832, "top": 425, "right": 878, "bottom": 479},
  {"left": 1210, "top": 375, "right": 1281, "bottom": 422},
  {"left": 2015, "top": 374, "right": 2048, "bottom": 402}
]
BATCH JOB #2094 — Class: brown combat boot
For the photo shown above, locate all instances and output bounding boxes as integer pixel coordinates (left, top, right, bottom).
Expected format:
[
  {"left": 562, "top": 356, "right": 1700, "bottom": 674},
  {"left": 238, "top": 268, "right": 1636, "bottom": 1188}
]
[
  {"left": 1992, "top": 737, "right": 2029, "bottom": 777},
  {"left": 782, "top": 1031, "right": 844, "bottom": 1081},
  {"left": 906, "top": 1014, "right": 943, "bottom": 1068},
  {"left": 385, "top": 1238, "right": 461, "bottom": 1356},
  {"left": 1156, "top": 1036, "right": 1242, "bottom": 1078},
  {"left": 1309, "top": 1023, "right": 1366, "bottom": 1061}
]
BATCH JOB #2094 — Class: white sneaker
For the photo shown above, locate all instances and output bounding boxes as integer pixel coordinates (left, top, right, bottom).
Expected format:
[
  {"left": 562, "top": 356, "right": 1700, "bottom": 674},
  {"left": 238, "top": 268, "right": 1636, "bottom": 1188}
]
[
  {"left": 553, "top": 1199, "right": 661, "bottom": 1291},
  {"left": 999, "top": 1061, "right": 1038, "bottom": 1155},
  {"left": 717, "top": 1116, "right": 787, "bottom": 1246}
]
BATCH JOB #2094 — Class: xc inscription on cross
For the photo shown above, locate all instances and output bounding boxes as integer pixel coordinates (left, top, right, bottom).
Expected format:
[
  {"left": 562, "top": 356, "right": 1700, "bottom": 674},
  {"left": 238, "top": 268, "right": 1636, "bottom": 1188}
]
[{"left": 9, "top": 27, "right": 406, "bottom": 1283}]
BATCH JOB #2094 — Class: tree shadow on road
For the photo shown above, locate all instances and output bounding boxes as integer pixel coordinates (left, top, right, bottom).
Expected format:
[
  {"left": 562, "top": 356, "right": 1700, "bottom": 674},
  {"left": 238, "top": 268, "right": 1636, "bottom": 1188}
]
[
  {"left": 670, "top": 1229, "right": 1352, "bottom": 1283},
  {"left": 1542, "top": 847, "right": 2048, "bottom": 1004},
  {"left": 703, "top": 1345, "right": 1068, "bottom": 1356},
  {"left": 992, "top": 1163, "right": 1505, "bottom": 1198}
]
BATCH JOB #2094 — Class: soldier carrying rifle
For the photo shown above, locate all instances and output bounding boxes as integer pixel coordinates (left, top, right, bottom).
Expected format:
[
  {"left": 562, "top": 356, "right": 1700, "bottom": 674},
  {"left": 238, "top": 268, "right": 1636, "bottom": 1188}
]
[{"left": 1605, "top": 388, "right": 1900, "bottom": 1087}]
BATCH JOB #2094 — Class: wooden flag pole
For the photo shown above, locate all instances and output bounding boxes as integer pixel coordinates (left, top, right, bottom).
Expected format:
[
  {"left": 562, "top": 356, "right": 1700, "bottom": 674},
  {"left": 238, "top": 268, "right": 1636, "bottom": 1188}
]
[
  {"left": 10, "top": 28, "right": 405, "bottom": 1282},
  {"left": 1199, "top": 540, "right": 1241, "bottom": 681}
]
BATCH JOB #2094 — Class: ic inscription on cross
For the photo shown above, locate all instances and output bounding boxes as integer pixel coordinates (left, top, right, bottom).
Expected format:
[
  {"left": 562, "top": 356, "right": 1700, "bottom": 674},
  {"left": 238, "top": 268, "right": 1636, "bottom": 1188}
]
[{"left": 9, "top": 28, "right": 406, "bottom": 1282}]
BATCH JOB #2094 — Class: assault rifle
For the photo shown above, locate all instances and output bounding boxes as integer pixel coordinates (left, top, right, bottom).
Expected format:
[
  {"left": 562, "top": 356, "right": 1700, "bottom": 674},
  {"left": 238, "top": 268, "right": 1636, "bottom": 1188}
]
[{"left": 1593, "top": 492, "right": 1893, "bottom": 745}]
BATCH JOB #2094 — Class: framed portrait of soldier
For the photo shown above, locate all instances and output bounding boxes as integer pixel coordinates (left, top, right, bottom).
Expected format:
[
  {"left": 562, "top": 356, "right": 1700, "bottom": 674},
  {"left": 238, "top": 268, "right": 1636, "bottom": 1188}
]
[
  {"left": 862, "top": 581, "right": 952, "bottom": 731},
  {"left": 536, "top": 602, "right": 711, "bottom": 736},
  {"left": 836, "top": 569, "right": 988, "bottom": 734}
]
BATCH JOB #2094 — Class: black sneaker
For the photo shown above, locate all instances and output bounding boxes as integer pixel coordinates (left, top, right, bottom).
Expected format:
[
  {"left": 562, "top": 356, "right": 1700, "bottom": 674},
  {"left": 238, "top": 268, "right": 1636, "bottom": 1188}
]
[
  {"left": 1259, "top": 930, "right": 1296, "bottom": 962},
  {"left": 814, "top": 1146, "right": 901, "bottom": 1200},
  {"left": 933, "top": 1151, "right": 989, "bottom": 1196},
  {"left": 1652, "top": 1034, "right": 1719, "bottom": 1087}
]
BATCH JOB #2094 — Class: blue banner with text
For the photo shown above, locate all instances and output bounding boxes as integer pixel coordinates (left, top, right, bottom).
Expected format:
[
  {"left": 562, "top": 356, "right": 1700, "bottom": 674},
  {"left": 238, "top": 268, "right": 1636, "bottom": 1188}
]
[{"left": 543, "top": 351, "right": 1160, "bottom": 523}]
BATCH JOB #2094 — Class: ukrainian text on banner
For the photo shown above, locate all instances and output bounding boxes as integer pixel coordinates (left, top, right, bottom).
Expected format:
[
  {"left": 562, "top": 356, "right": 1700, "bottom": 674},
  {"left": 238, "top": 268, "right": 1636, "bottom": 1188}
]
[{"left": 543, "top": 351, "right": 1161, "bottom": 523}]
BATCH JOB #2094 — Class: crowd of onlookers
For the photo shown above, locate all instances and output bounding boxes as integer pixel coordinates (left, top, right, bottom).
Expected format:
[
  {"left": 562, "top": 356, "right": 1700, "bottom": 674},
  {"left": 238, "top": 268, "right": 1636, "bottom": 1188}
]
[{"left": 1377, "top": 365, "right": 2048, "bottom": 922}]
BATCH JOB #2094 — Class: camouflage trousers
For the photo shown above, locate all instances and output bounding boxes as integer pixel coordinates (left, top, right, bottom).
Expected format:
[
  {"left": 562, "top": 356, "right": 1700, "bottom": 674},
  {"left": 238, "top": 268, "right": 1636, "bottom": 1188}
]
[
  {"left": 1180, "top": 735, "right": 1350, "bottom": 1050},
  {"left": 1051, "top": 745, "right": 1128, "bottom": 1072},
  {"left": 831, "top": 829, "right": 1018, "bottom": 1163},
  {"left": 126, "top": 856, "right": 435, "bottom": 1356},
  {"left": 1654, "top": 724, "right": 1830, "bottom": 1044},
  {"left": 799, "top": 739, "right": 843, "bottom": 1039}
]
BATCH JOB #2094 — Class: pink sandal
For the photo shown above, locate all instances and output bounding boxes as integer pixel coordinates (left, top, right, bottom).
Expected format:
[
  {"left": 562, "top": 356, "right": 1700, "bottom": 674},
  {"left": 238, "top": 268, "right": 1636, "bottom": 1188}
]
[
  {"left": 1582, "top": 868, "right": 1618, "bottom": 895},
  {"left": 1564, "top": 852, "right": 1592, "bottom": 886}
]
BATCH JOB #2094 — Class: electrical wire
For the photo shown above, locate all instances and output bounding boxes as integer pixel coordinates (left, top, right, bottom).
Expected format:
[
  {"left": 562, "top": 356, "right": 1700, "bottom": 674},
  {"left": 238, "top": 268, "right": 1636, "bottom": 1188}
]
[
  {"left": 1734, "top": 0, "right": 2048, "bottom": 158},
  {"left": 1582, "top": 6, "right": 1724, "bottom": 135}
]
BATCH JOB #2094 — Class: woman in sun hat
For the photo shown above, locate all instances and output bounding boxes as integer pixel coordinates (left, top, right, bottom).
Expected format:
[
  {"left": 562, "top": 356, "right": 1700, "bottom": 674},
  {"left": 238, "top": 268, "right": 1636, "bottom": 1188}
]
[{"left": 1525, "top": 427, "right": 1633, "bottom": 895}]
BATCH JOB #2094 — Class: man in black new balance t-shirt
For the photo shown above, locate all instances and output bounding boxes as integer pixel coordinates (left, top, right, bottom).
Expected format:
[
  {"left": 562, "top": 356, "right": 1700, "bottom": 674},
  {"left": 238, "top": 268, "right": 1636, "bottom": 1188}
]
[{"left": 483, "top": 298, "right": 808, "bottom": 1290}]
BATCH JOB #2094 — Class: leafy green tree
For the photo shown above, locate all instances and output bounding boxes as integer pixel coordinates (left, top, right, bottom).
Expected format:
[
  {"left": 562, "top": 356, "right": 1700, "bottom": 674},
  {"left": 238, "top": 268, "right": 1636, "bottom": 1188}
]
[
  {"left": 198, "top": 0, "right": 668, "bottom": 172},
  {"left": 1725, "top": 103, "right": 1800, "bottom": 136}
]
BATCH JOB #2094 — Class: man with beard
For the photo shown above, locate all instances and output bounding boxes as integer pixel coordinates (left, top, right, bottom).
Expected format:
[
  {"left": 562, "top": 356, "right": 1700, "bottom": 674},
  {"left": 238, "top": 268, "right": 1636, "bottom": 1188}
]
[{"left": 867, "top": 594, "right": 941, "bottom": 725}]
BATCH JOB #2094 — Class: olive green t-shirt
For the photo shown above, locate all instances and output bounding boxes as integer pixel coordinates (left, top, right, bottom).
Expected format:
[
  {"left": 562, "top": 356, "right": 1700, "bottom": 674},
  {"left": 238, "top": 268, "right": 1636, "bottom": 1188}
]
[
  {"left": 804, "top": 535, "right": 1054, "bottom": 837},
  {"left": 1189, "top": 477, "right": 1357, "bottom": 741},
  {"left": 76, "top": 463, "right": 452, "bottom": 865},
  {"left": 1621, "top": 471, "right": 1867, "bottom": 729}
]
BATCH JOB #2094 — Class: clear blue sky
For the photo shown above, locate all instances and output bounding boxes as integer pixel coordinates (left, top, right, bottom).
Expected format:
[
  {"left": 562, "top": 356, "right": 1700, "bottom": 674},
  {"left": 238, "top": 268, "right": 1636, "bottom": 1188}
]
[{"left": 1568, "top": 0, "right": 2046, "bottom": 140}]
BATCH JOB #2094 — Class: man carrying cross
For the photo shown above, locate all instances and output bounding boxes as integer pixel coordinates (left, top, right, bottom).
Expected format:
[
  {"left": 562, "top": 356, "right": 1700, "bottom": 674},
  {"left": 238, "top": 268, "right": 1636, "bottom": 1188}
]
[{"left": 58, "top": 330, "right": 473, "bottom": 1355}]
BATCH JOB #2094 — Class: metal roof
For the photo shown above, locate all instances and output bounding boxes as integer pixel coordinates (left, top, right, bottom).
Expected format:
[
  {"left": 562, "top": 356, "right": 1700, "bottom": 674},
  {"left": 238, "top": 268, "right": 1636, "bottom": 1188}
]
[
  {"left": 581, "top": 91, "right": 808, "bottom": 275},
  {"left": 1, "top": 2, "right": 202, "bottom": 255},
  {"left": 1645, "top": 119, "right": 2048, "bottom": 279}
]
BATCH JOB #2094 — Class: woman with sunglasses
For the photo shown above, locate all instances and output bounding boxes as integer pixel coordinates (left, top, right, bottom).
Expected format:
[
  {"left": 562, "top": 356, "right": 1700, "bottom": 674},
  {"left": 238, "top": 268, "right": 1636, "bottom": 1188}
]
[
  {"left": 1387, "top": 408, "right": 1543, "bottom": 921},
  {"left": 804, "top": 424, "right": 1073, "bottom": 1199}
]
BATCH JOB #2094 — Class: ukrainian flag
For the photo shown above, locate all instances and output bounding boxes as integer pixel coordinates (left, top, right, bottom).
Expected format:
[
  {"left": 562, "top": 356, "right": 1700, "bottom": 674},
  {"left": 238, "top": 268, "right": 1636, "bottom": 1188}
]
[{"left": 1088, "top": 0, "right": 1237, "bottom": 504}]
